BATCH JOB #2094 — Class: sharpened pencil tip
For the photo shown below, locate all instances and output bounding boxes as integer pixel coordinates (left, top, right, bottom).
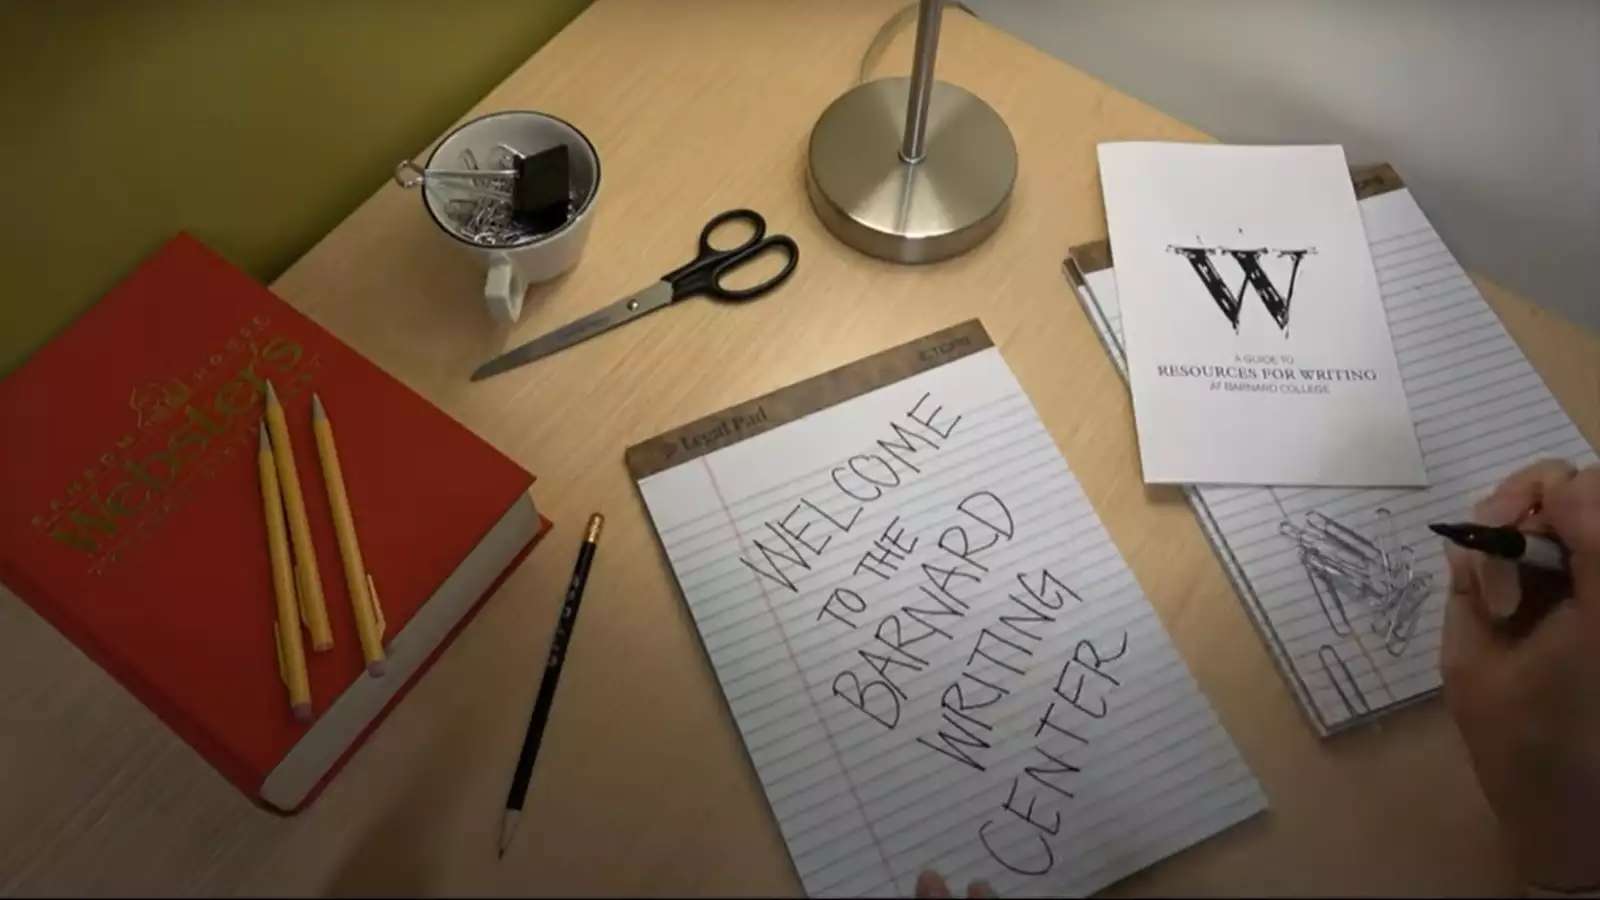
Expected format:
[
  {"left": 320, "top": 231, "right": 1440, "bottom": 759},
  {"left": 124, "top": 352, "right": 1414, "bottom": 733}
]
[
  {"left": 312, "top": 392, "right": 326, "bottom": 421},
  {"left": 264, "top": 379, "right": 279, "bottom": 407},
  {"left": 498, "top": 810, "right": 520, "bottom": 859}
]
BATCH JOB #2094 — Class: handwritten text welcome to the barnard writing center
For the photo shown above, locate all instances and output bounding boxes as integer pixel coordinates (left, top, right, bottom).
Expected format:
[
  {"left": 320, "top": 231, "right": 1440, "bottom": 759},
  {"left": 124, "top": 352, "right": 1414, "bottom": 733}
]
[{"left": 735, "top": 391, "right": 1130, "bottom": 877}]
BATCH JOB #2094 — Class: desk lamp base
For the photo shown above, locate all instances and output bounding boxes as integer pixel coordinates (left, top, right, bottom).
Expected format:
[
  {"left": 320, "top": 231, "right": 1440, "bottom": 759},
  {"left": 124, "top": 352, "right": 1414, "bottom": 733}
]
[{"left": 806, "top": 76, "right": 1017, "bottom": 264}]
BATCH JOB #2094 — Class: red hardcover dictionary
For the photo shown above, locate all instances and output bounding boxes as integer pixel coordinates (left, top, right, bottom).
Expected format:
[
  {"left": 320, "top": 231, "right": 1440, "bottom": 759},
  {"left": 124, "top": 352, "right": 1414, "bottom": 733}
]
[{"left": 0, "top": 234, "right": 549, "bottom": 812}]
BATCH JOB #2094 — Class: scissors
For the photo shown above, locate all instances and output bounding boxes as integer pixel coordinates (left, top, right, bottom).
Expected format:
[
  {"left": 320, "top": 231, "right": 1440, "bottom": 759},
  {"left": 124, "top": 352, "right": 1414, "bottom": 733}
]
[{"left": 471, "top": 208, "right": 799, "bottom": 381}]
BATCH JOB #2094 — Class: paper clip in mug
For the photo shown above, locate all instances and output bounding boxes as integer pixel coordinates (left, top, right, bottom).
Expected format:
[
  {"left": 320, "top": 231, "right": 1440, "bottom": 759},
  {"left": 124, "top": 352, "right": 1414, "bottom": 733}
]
[
  {"left": 394, "top": 160, "right": 516, "bottom": 200},
  {"left": 395, "top": 110, "right": 601, "bottom": 325}
]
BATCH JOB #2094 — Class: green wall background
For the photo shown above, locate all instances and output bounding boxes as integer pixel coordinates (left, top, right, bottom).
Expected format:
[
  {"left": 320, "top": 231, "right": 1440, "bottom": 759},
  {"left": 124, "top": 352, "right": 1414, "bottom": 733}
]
[{"left": 0, "top": 0, "right": 592, "bottom": 378}]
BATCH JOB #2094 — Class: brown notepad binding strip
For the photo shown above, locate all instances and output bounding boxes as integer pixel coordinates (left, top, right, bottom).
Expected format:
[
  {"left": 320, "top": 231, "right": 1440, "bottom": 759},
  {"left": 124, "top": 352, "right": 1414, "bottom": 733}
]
[{"left": 626, "top": 319, "right": 994, "bottom": 479}]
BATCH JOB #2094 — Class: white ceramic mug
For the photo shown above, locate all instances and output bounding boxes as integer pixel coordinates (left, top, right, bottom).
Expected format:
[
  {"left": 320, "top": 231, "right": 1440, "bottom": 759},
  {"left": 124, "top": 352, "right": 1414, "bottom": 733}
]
[{"left": 404, "top": 111, "right": 601, "bottom": 324}]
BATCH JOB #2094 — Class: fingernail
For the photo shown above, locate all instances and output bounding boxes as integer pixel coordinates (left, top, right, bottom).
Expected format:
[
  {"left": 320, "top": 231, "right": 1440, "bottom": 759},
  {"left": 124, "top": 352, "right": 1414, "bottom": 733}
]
[{"left": 1486, "top": 591, "right": 1519, "bottom": 620}]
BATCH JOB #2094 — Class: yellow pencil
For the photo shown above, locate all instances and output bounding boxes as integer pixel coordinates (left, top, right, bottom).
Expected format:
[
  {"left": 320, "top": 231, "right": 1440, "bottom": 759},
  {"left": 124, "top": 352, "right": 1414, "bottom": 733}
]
[
  {"left": 263, "top": 380, "right": 334, "bottom": 651},
  {"left": 311, "top": 393, "right": 386, "bottom": 676},
  {"left": 259, "top": 422, "right": 313, "bottom": 722}
]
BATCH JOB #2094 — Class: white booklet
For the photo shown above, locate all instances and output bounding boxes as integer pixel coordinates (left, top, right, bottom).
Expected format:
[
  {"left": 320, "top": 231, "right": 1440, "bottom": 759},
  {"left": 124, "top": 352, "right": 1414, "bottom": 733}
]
[
  {"left": 627, "top": 322, "right": 1263, "bottom": 897},
  {"left": 1098, "top": 143, "right": 1427, "bottom": 488}
]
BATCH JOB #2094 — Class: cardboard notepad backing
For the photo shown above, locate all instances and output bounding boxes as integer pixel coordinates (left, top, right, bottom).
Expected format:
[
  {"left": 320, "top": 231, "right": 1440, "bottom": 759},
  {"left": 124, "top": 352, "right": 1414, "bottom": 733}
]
[{"left": 1066, "top": 164, "right": 1597, "bottom": 736}]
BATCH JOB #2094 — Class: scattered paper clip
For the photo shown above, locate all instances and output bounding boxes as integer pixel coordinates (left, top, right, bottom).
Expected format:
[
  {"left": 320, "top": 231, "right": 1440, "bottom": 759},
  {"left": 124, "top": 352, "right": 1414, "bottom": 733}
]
[
  {"left": 394, "top": 146, "right": 571, "bottom": 247},
  {"left": 1281, "top": 507, "right": 1433, "bottom": 655}
]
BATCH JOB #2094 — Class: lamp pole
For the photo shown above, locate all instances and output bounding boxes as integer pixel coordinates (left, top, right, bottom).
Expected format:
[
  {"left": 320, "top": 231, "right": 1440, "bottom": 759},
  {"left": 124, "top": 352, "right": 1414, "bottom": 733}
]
[{"left": 899, "top": 0, "right": 943, "bottom": 164}]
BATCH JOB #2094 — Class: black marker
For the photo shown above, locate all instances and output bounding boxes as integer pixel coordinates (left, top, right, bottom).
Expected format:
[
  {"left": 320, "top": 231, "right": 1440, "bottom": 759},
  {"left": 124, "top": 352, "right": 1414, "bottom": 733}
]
[
  {"left": 1428, "top": 522, "right": 1569, "bottom": 573},
  {"left": 499, "top": 513, "right": 604, "bottom": 859}
]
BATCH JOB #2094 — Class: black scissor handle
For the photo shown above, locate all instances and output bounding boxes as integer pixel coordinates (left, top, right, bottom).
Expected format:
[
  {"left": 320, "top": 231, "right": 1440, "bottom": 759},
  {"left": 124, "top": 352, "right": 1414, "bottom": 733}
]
[
  {"left": 704, "top": 235, "right": 799, "bottom": 301},
  {"left": 698, "top": 208, "right": 767, "bottom": 256},
  {"left": 666, "top": 208, "right": 798, "bottom": 302},
  {"left": 664, "top": 209, "right": 765, "bottom": 287}
]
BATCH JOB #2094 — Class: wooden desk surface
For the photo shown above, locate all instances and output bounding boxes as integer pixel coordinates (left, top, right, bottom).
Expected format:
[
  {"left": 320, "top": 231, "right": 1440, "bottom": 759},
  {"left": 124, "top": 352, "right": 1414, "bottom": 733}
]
[{"left": 4, "top": 1, "right": 1598, "bottom": 894}]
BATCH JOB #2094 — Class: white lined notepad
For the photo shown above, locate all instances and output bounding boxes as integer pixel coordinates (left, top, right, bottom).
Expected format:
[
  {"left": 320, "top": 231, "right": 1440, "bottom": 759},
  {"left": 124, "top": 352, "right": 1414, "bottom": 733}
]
[
  {"left": 628, "top": 323, "right": 1263, "bottom": 897},
  {"left": 1068, "top": 174, "right": 1597, "bottom": 734}
]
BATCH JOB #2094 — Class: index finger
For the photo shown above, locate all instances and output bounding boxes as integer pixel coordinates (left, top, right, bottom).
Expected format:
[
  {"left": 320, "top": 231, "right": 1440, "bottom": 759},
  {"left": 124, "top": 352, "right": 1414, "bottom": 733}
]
[
  {"left": 1544, "top": 466, "right": 1600, "bottom": 552},
  {"left": 1474, "top": 458, "right": 1577, "bottom": 525},
  {"left": 1543, "top": 466, "right": 1600, "bottom": 603}
]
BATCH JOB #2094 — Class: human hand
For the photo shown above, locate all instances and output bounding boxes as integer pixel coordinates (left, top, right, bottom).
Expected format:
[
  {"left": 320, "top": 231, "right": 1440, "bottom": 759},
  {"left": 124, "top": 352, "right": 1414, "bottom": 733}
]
[
  {"left": 915, "top": 869, "right": 995, "bottom": 898},
  {"left": 1441, "top": 459, "right": 1600, "bottom": 892}
]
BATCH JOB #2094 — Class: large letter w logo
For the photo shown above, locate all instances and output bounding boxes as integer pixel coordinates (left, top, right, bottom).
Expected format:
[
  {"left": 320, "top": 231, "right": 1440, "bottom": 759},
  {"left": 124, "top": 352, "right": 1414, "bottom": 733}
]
[{"left": 1168, "top": 245, "right": 1314, "bottom": 334}]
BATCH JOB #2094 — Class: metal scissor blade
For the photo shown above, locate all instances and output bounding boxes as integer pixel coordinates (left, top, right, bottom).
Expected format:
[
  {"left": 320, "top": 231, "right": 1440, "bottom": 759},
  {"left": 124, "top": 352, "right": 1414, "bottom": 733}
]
[{"left": 471, "top": 281, "right": 674, "bottom": 381}]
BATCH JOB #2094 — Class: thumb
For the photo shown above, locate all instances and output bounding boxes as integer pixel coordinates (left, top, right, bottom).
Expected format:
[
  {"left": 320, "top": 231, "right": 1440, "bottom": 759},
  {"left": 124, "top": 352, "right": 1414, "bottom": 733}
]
[{"left": 1543, "top": 466, "right": 1600, "bottom": 603}]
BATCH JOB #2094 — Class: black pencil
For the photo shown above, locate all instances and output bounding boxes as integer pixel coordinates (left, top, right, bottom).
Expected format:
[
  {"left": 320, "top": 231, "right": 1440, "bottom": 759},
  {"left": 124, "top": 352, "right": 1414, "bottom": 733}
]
[{"left": 499, "top": 513, "right": 604, "bottom": 858}]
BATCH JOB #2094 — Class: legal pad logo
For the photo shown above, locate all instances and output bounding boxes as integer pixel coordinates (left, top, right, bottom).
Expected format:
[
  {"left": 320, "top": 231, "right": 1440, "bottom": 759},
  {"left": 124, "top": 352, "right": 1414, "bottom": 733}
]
[{"left": 1168, "top": 244, "right": 1317, "bottom": 334}]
